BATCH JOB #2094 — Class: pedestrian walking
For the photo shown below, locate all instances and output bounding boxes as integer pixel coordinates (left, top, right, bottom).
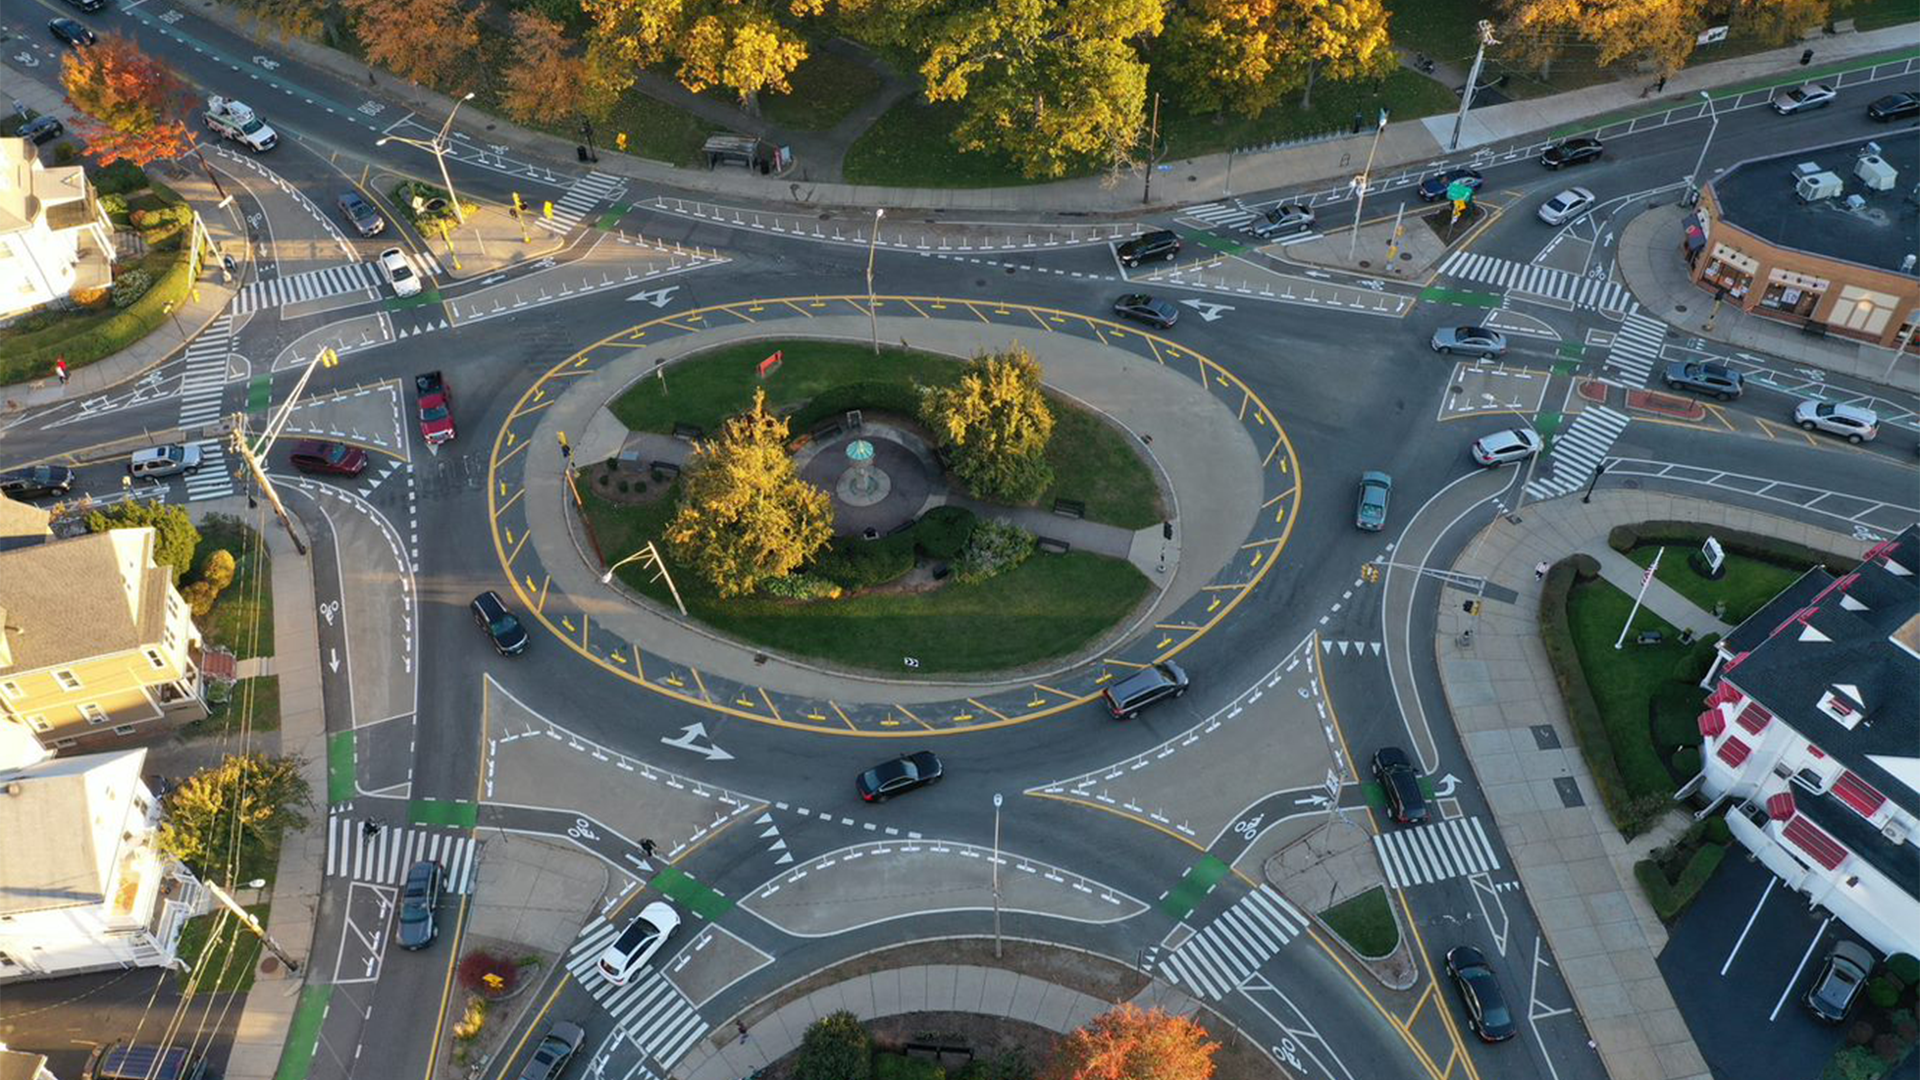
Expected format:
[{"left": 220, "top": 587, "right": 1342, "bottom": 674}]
[
  {"left": 1655, "top": 75, "right": 1667, "bottom": 93},
  {"left": 1533, "top": 561, "right": 1549, "bottom": 581},
  {"left": 736, "top": 1021, "right": 750, "bottom": 1044},
  {"left": 640, "top": 838, "right": 656, "bottom": 857},
  {"left": 363, "top": 821, "right": 382, "bottom": 838},
  {"left": 54, "top": 357, "right": 68, "bottom": 386}
]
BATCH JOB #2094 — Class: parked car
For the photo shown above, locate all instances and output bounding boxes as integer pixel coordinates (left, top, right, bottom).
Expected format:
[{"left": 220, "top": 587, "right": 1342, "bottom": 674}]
[
  {"left": 1662, "top": 361, "right": 1743, "bottom": 400},
  {"left": 1446, "top": 946, "right": 1517, "bottom": 1042},
  {"left": 1431, "top": 325, "right": 1508, "bottom": 358},
  {"left": 396, "top": 859, "right": 442, "bottom": 950},
  {"left": 1539, "top": 137, "right": 1603, "bottom": 169},
  {"left": 1772, "top": 83, "right": 1836, "bottom": 115},
  {"left": 1471, "top": 428, "right": 1544, "bottom": 466},
  {"left": 1418, "top": 167, "right": 1483, "bottom": 202},
  {"left": 18, "top": 115, "right": 64, "bottom": 146},
  {"left": 415, "top": 371, "right": 455, "bottom": 445},
  {"left": 471, "top": 591, "right": 530, "bottom": 656},
  {"left": 1804, "top": 941, "right": 1875, "bottom": 1022},
  {"left": 1113, "top": 294, "right": 1179, "bottom": 329},
  {"left": 1867, "top": 92, "right": 1920, "bottom": 121},
  {"left": 1102, "top": 661, "right": 1189, "bottom": 719},
  {"left": 61, "top": 0, "right": 109, "bottom": 11},
  {"left": 89, "top": 1043, "right": 211, "bottom": 1080},
  {"left": 0, "top": 464, "right": 74, "bottom": 499},
  {"left": 48, "top": 18, "right": 96, "bottom": 47},
  {"left": 516, "top": 1021, "right": 586, "bottom": 1080},
  {"left": 1355, "top": 471, "right": 1392, "bottom": 532},
  {"left": 288, "top": 438, "right": 369, "bottom": 476},
  {"left": 129, "top": 444, "right": 202, "bottom": 480},
  {"left": 379, "top": 246, "right": 421, "bottom": 298},
  {"left": 596, "top": 901, "right": 680, "bottom": 986},
  {"left": 1249, "top": 204, "right": 1315, "bottom": 239},
  {"left": 1537, "top": 187, "right": 1596, "bottom": 226},
  {"left": 1793, "top": 400, "right": 1878, "bottom": 443},
  {"left": 337, "top": 191, "right": 385, "bottom": 237},
  {"left": 1371, "top": 747, "right": 1429, "bottom": 825},
  {"left": 1116, "top": 230, "right": 1180, "bottom": 268},
  {"left": 856, "top": 751, "right": 943, "bottom": 803}
]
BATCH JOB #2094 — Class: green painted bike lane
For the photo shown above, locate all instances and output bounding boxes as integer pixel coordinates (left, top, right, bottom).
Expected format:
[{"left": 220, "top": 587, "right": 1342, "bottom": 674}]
[
  {"left": 272, "top": 984, "right": 332, "bottom": 1080},
  {"left": 1162, "top": 855, "right": 1232, "bottom": 920},
  {"left": 650, "top": 864, "right": 734, "bottom": 920}
]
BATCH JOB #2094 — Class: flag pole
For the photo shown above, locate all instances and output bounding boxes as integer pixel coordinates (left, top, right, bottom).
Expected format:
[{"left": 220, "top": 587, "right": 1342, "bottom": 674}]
[{"left": 1615, "top": 547, "right": 1663, "bottom": 649}]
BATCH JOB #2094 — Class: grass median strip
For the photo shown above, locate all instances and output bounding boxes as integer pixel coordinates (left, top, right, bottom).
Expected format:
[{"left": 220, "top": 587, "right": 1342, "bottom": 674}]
[{"left": 1319, "top": 886, "right": 1398, "bottom": 959}]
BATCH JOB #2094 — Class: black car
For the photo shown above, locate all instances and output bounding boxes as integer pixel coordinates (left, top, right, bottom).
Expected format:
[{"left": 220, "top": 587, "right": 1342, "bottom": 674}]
[
  {"left": 0, "top": 465, "right": 75, "bottom": 499},
  {"left": 856, "top": 751, "right": 943, "bottom": 802},
  {"left": 62, "top": 0, "right": 108, "bottom": 11},
  {"left": 48, "top": 18, "right": 96, "bottom": 47},
  {"left": 1101, "top": 661, "right": 1189, "bottom": 719},
  {"left": 1116, "top": 229, "right": 1180, "bottom": 268},
  {"left": 1418, "top": 167, "right": 1483, "bottom": 202},
  {"left": 17, "top": 116, "right": 65, "bottom": 146},
  {"left": 396, "top": 859, "right": 442, "bottom": 950},
  {"left": 471, "top": 590, "right": 530, "bottom": 656},
  {"left": 1446, "top": 946, "right": 1516, "bottom": 1042},
  {"left": 1113, "top": 293, "right": 1178, "bottom": 328},
  {"left": 1371, "top": 746, "right": 1429, "bottom": 825},
  {"left": 1662, "top": 360, "right": 1743, "bottom": 400},
  {"left": 1540, "top": 137, "right": 1603, "bottom": 169},
  {"left": 1867, "top": 92, "right": 1920, "bottom": 121},
  {"left": 337, "top": 191, "right": 385, "bottom": 237},
  {"left": 1805, "top": 941, "right": 1874, "bottom": 1022},
  {"left": 516, "top": 1021, "right": 586, "bottom": 1080}
]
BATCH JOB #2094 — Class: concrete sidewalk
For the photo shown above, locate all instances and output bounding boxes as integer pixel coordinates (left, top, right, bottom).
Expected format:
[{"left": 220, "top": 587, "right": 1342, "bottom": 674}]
[{"left": 1432, "top": 490, "right": 1869, "bottom": 1080}]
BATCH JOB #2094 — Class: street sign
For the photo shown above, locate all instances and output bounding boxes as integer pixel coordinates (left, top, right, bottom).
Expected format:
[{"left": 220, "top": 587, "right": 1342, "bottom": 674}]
[
  {"left": 1703, "top": 536, "right": 1725, "bottom": 575},
  {"left": 1446, "top": 181, "right": 1476, "bottom": 203}
]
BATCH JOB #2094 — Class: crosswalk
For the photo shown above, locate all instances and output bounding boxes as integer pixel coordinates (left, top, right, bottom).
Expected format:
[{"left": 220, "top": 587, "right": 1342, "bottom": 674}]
[
  {"left": 233, "top": 262, "right": 383, "bottom": 315},
  {"left": 1524, "top": 406, "right": 1630, "bottom": 500},
  {"left": 1602, "top": 309, "right": 1668, "bottom": 387},
  {"left": 325, "top": 815, "right": 479, "bottom": 893},
  {"left": 177, "top": 314, "right": 233, "bottom": 428},
  {"left": 1182, "top": 201, "right": 1262, "bottom": 231},
  {"left": 537, "top": 171, "right": 626, "bottom": 235},
  {"left": 1152, "top": 885, "right": 1304, "bottom": 1000},
  {"left": 565, "top": 916, "right": 707, "bottom": 1067},
  {"left": 1436, "top": 250, "right": 1632, "bottom": 311},
  {"left": 1373, "top": 815, "right": 1503, "bottom": 889},
  {"left": 182, "top": 439, "right": 236, "bottom": 501}
]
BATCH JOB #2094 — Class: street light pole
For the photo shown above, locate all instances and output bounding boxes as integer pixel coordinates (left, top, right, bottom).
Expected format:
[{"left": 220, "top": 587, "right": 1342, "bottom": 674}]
[
  {"left": 1882, "top": 310, "right": 1918, "bottom": 381},
  {"left": 1686, "top": 91, "right": 1719, "bottom": 205},
  {"left": 1582, "top": 461, "right": 1608, "bottom": 503},
  {"left": 1348, "top": 108, "right": 1389, "bottom": 261},
  {"left": 229, "top": 346, "right": 341, "bottom": 557},
  {"left": 376, "top": 91, "right": 476, "bottom": 224},
  {"left": 205, "top": 880, "right": 300, "bottom": 975},
  {"left": 991, "top": 793, "right": 1003, "bottom": 959},
  {"left": 1449, "top": 20, "right": 1499, "bottom": 151},
  {"left": 601, "top": 541, "right": 688, "bottom": 616},
  {"left": 866, "top": 208, "right": 885, "bottom": 355}
]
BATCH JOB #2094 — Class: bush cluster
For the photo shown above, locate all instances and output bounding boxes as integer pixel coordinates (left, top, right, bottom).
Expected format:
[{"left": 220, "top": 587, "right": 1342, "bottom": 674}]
[
  {"left": 1607, "top": 521, "right": 1853, "bottom": 575},
  {"left": 110, "top": 268, "right": 155, "bottom": 308},
  {"left": 792, "top": 381, "right": 924, "bottom": 433},
  {"left": 1633, "top": 842, "right": 1726, "bottom": 922},
  {"left": 805, "top": 507, "right": 980, "bottom": 592},
  {"left": 759, "top": 572, "right": 842, "bottom": 600},
  {"left": 99, "top": 192, "right": 130, "bottom": 222},
  {"left": 913, "top": 505, "right": 977, "bottom": 560},
  {"left": 1, "top": 253, "right": 193, "bottom": 383},
  {"left": 181, "top": 549, "right": 238, "bottom": 617},
  {"left": 956, "top": 518, "right": 1035, "bottom": 584},
  {"left": 88, "top": 159, "right": 149, "bottom": 196}
]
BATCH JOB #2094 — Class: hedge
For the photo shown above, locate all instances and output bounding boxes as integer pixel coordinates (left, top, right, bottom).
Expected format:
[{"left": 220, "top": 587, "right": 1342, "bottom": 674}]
[
  {"left": 0, "top": 251, "right": 194, "bottom": 384},
  {"left": 1635, "top": 842, "right": 1727, "bottom": 922},
  {"left": 792, "top": 380, "right": 924, "bottom": 433},
  {"left": 1607, "top": 521, "right": 1854, "bottom": 576},
  {"left": 1669, "top": 746, "right": 1701, "bottom": 776},
  {"left": 810, "top": 532, "right": 917, "bottom": 589}
]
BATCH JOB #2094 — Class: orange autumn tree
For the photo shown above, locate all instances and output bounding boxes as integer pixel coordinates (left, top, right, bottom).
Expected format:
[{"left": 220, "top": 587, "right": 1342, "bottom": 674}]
[
  {"left": 342, "top": 0, "right": 481, "bottom": 90},
  {"left": 1041, "top": 1003, "right": 1219, "bottom": 1080},
  {"left": 59, "top": 33, "right": 194, "bottom": 166}
]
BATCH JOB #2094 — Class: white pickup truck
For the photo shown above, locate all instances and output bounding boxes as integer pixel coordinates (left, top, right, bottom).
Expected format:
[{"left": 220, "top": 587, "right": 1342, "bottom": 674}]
[{"left": 203, "top": 95, "right": 277, "bottom": 151}]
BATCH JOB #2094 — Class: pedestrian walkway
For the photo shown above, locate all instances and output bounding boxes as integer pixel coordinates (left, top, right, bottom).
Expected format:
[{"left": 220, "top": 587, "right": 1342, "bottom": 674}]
[
  {"left": 232, "top": 261, "right": 382, "bottom": 315},
  {"left": 1602, "top": 309, "right": 1669, "bottom": 387},
  {"left": 182, "top": 439, "right": 236, "bottom": 501},
  {"left": 1435, "top": 250, "right": 1633, "bottom": 312},
  {"left": 536, "top": 170, "right": 627, "bottom": 235},
  {"left": 176, "top": 313, "right": 234, "bottom": 427},
  {"left": 324, "top": 815, "right": 479, "bottom": 893},
  {"left": 1525, "top": 406, "right": 1629, "bottom": 501},
  {"left": 565, "top": 916, "right": 707, "bottom": 1068},
  {"left": 1149, "top": 885, "right": 1304, "bottom": 1000},
  {"left": 1181, "top": 200, "right": 1262, "bottom": 231},
  {"left": 1371, "top": 815, "right": 1504, "bottom": 890}
]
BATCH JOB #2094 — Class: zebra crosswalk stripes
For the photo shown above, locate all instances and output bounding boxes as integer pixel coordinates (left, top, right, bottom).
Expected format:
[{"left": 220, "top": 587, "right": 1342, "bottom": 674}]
[
  {"left": 1153, "top": 885, "right": 1303, "bottom": 1000},
  {"left": 566, "top": 917, "right": 707, "bottom": 1067},
  {"left": 1373, "top": 815, "right": 1503, "bottom": 889},
  {"left": 1524, "top": 406, "right": 1630, "bottom": 500},
  {"left": 1603, "top": 310, "right": 1668, "bottom": 387},
  {"left": 536, "top": 171, "right": 626, "bottom": 235},
  {"left": 177, "top": 314, "right": 233, "bottom": 428},
  {"left": 1435, "top": 250, "right": 1631, "bottom": 311},
  {"left": 182, "top": 439, "right": 235, "bottom": 501},
  {"left": 232, "top": 262, "right": 384, "bottom": 315},
  {"left": 325, "top": 815, "right": 479, "bottom": 893},
  {"left": 1181, "top": 201, "right": 1261, "bottom": 231}
]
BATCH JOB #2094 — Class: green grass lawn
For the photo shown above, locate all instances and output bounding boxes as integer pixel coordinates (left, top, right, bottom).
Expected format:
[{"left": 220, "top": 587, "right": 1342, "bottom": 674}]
[
  {"left": 579, "top": 487, "right": 1151, "bottom": 674},
  {"left": 1155, "top": 69, "right": 1460, "bottom": 159},
  {"left": 760, "top": 50, "right": 884, "bottom": 131},
  {"left": 1628, "top": 546, "right": 1808, "bottom": 627},
  {"left": 186, "top": 676, "right": 280, "bottom": 740},
  {"left": 174, "top": 905, "right": 268, "bottom": 994},
  {"left": 1564, "top": 578, "right": 1690, "bottom": 801},
  {"left": 194, "top": 516, "right": 275, "bottom": 660},
  {"left": 843, "top": 97, "right": 1043, "bottom": 187},
  {"left": 1383, "top": 0, "right": 1489, "bottom": 67},
  {"left": 611, "top": 340, "right": 1163, "bottom": 528},
  {"left": 1320, "top": 886, "right": 1399, "bottom": 959}
]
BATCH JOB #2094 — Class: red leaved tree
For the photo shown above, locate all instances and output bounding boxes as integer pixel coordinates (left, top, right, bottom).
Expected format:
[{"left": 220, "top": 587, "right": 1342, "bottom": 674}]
[
  {"left": 59, "top": 33, "right": 194, "bottom": 167},
  {"left": 1041, "top": 1003, "right": 1218, "bottom": 1080}
]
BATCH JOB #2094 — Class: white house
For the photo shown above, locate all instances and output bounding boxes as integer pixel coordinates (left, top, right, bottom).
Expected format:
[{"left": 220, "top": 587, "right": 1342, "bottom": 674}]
[
  {"left": 0, "top": 1044, "right": 59, "bottom": 1080},
  {"left": 0, "top": 136, "right": 115, "bottom": 321},
  {"left": 1689, "top": 524, "right": 1920, "bottom": 961},
  {"left": 0, "top": 747, "right": 207, "bottom": 982}
]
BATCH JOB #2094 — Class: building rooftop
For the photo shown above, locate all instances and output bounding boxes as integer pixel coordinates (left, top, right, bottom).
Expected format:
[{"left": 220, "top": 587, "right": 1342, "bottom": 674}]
[
  {"left": 1722, "top": 525, "right": 1920, "bottom": 816},
  {"left": 0, "top": 748, "right": 145, "bottom": 916},
  {"left": 1794, "top": 785, "right": 1920, "bottom": 903},
  {"left": 0, "top": 529, "right": 169, "bottom": 674},
  {"left": 1711, "top": 129, "right": 1920, "bottom": 276}
]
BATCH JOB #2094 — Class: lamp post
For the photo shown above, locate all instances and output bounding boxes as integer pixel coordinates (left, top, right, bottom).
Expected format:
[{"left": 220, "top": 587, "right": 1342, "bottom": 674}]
[
  {"left": 229, "top": 346, "right": 341, "bottom": 557},
  {"left": 991, "top": 793, "right": 1003, "bottom": 959},
  {"left": 601, "top": 541, "right": 687, "bottom": 616},
  {"left": 1582, "top": 461, "right": 1608, "bottom": 504},
  {"left": 1348, "top": 108, "right": 1389, "bottom": 261},
  {"left": 1686, "top": 91, "right": 1719, "bottom": 205},
  {"left": 1448, "top": 20, "right": 1499, "bottom": 151},
  {"left": 376, "top": 91, "right": 476, "bottom": 224},
  {"left": 1882, "top": 311, "right": 1918, "bottom": 381},
  {"left": 865, "top": 208, "right": 885, "bottom": 355}
]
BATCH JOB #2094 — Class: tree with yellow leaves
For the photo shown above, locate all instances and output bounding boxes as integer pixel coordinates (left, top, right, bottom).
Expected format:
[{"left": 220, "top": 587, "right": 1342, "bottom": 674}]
[
  {"left": 1041, "top": 1003, "right": 1218, "bottom": 1080},
  {"left": 157, "top": 754, "right": 311, "bottom": 883},
  {"left": 666, "top": 390, "right": 833, "bottom": 598},
  {"left": 584, "top": 0, "right": 821, "bottom": 114},
  {"left": 501, "top": 11, "right": 593, "bottom": 126},
  {"left": 1163, "top": 0, "right": 1393, "bottom": 118},
  {"left": 919, "top": 346, "right": 1056, "bottom": 503},
  {"left": 1498, "top": 0, "right": 1835, "bottom": 82}
]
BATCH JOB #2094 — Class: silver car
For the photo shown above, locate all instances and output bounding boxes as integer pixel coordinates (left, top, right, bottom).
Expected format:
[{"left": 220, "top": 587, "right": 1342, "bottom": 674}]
[
  {"left": 1793, "top": 400, "right": 1878, "bottom": 443},
  {"left": 1250, "top": 204, "right": 1315, "bottom": 239},
  {"left": 1471, "top": 428, "right": 1543, "bottom": 466},
  {"left": 1431, "top": 326, "right": 1508, "bottom": 358},
  {"left": 1537, "top": 187, "right": 1595, "bottom": 226},
  {"left": 1772, "top": 83, "right": 1836, "bottom": 115}
]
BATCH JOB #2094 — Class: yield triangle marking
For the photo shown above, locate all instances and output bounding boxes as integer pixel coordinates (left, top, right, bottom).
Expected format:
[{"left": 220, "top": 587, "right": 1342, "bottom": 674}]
[
  {"left": 775, "top": 853, "right": 793, "bottom": 865},
  {"left": 759, "top": 825, "right": 780, "bottom": 838},
  {"left": 768, "top": 839, "right": 787, "bottom": 852},
  {"left": 754, "top": 813, "right": 772, "bottom": 824}
]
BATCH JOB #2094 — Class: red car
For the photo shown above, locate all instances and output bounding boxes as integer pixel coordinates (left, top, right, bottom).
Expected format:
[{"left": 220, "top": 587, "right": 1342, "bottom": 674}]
[
  {"left": 289, "top": 439, "right": 369, "bottom": 477},
  {"left": 415, "top": 371, "right": 455, "bottom": 446}
]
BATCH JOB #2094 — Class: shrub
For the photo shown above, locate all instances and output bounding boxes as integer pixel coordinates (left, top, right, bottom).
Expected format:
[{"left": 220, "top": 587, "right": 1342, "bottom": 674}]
[
  {"left": 1849, "top": 1021, "right": 1877, "bottom": 1046},
  {"left": 811, "top": 533, "right": 916, "bottom": 590},
  {"left": 452, "top": 996, "right": 488, "bottom": 1040},
  {"left": 1892, "top": 1009, "right": 1919, "bottom": 1042},
  {"left": 15, "top": 313, "right": 52, "bottom": 332},
  {"left": 795, "top": 1010, "right": 870, "bottom": 1080},
  {"left": 1702, "top": 816, "right": 1732, "bottom": 845},
  {"left": 71, "top": 285, "right": 111, "bottom": 308},
  {"left": 956, "top": 518, "right": 1035, "bottom": 584},
  {"left": 1869, "top": 976, "right": 1904, "bottom": 1010},
  {"left": 53, "top": 142, "right": 76, "bottom": 164},
  {"left": 1871, "top": 1034, "right": 1906, "bottom": 1064},
  {"left": 99, "top": 192, "right": 130, "bottom": 220},
  {"left": 957, "top": 1048, "right": 1034, "bottom": 1080},
  {"left": 181, "top": 580, "right": 219, "bottom": 617},
  {"left": 1888, "top": 955, "right": 1920, "bottom": 987},
  {"left": 200, "top": 548, "right": 238, "bottom": 591},
  {"left": 89, "top": 159, "right": 150, "bottom": 196},
  {"left": 874, "top": 1054, "right": 945, "bottom": 1080},
  {"left": 1609, "top": 520, "right": 1853, "bottom": 575},
  {"left": 915, "top": 505, "right": 976, "bottom": 560},
  {"left": 1669, "top": 746, "right": 1701, "bottom": 776},
  {"left": 760, "top": 573, "right": 843, "bottom": 600},
  {"left": 111, "top": 268, "right": 154, "bottom": 308},
  {"left": 1829, "top": 1046, "right": 1886, "bottom": 1080},
  {"left": 1635, "top": 843, "right": 1726, "bottom": 922},
  {"left": 456, "top": 951, "right": 519, "bottom": 998},
  {"left": 792, "top": 380, "right": 925, "bottom": 432},
  {"left": 1568, "top": 552, "right": 1601, "bottom": 580},
  {"left": 1671, "top": 637, "right": 1721, "bottom": 684}
]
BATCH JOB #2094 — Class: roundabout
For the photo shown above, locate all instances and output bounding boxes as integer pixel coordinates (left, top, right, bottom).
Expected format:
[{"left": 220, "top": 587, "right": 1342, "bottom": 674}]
[{"left": 485, "top": 297, "right": 1305, "bottom": 734}]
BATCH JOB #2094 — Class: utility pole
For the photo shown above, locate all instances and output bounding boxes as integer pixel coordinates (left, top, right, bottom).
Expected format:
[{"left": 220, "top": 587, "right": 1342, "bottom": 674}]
[
  {"left": 1349, "top": 108, "right": 1389, "bottom": 261},
  {"left": 991, "top": 793, "right": 1004, "bottom": 959},
  {"left": 205, "top": 879, "right": 300, "bottom": 975},
  {"left": 1142, "top": 92, "right": 1162, "bottom": 206},
  {"left": 865, "top": 208, "right": 885, "bottom": 355},
  {"left": 1883, "top": 311, "right": 1919, "bottom": 380},
  {"left": 1449, "top": 20, "right": 1499, "bottom": 151},
  {"left": 1686, "top": 91, "right": 1719, "bottom": 206},
  {"left": 229, "top": 346, "right": 340, "bottom": 557},
  {"left": 376, "top": 91, "right": 476, "bottom": 224}
]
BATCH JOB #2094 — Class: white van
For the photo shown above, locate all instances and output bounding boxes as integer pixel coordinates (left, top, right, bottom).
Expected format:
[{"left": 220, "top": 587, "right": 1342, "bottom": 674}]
[{"left": 129, "top": 444, "right": 203, "bottom": 480}]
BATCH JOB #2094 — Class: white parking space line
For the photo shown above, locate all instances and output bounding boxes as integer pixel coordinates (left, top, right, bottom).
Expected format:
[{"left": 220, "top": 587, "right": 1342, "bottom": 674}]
[
  {"left": 1722, "top": 877, "right": 1777, "bottom": 976},
  {"left": 1769, "top": 916, "right": 1832, "bottom": 1022}
]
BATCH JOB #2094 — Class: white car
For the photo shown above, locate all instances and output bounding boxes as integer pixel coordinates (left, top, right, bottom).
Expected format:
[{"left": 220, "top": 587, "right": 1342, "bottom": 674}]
[
  {"left": 379, "top": 247, "right": 421, "bottom": 298},
  {"left": 1471, "top": 428, "right": 1544, "bottom": 467},
  {"left": 596, "top": 901, "right": 679, "bottom": 986},
  {"left": 1772, "top": 83, "right": 1836, "bottom": 115},
  {"left": 1537, "top": 187, "right": 1595, "bottom": 226}
]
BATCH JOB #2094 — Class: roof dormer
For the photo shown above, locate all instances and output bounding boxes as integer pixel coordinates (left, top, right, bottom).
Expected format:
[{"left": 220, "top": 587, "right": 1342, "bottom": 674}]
[{"left": 1818, "top": 684, "right": 1866, "bottom": 730}]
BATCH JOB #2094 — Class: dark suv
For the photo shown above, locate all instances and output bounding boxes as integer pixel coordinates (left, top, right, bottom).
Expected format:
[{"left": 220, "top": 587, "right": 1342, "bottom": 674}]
[
  {"left": 471, "top": 591, "right": 530, "bottom": 656},
  {"left": 1372, "top": 746, "right": 1429, "bottom": 825},
  {"left": 396, "top": 859, "right": 442, "bottom": 950},
  {"left": 1116, "top": 230, "right": 1180, "bottom": 268},
  {"left": 1662, "top": 361, "right": 1743, "bottom": 400},
  {"left": 0, "top": 464, "right": 74, "bottom": 499},
  {"left": 517, "top": 1022, "right": 586, "bottom": 1080},
  {"left": 1102, "top": 662, "right": 1189, "bottom": 719}
]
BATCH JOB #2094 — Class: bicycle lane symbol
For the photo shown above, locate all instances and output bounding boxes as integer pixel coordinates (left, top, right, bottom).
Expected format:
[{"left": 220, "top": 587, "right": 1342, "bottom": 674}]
[{"left": 566, "top": 817, "right": 599, "bottom": 841}]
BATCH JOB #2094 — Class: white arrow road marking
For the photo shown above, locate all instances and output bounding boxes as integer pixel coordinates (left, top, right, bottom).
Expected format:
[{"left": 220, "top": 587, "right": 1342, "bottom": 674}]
[
  {"left": 328, "top": 648, "right": 341, "bottom": 673},
  {"left": 659, "top": 721, "right": 733, "bottom": 761},
  {"left": 1178, "top": 298, "right": 1235, "bottom": 322},
  {"left": 626, "top": 285, "right": 680, "bottom": 307},
  {"left": 1432, "top": 773, "right": 1461, "bottom": 798}
]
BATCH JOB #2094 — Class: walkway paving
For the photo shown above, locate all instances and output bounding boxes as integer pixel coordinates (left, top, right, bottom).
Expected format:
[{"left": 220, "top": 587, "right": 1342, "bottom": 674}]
[
  {"left": 1432, "top": 490, "right": 1869, "bottom": 1080},
  {"left": 1615, "top": 202, "right": 1920, "bottom": 392}
]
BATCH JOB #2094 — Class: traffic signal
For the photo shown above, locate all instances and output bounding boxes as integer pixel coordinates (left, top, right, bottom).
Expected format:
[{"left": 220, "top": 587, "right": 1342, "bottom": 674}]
[{"left": 511, "top": 192, "right": 525, "bottom": 218}]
